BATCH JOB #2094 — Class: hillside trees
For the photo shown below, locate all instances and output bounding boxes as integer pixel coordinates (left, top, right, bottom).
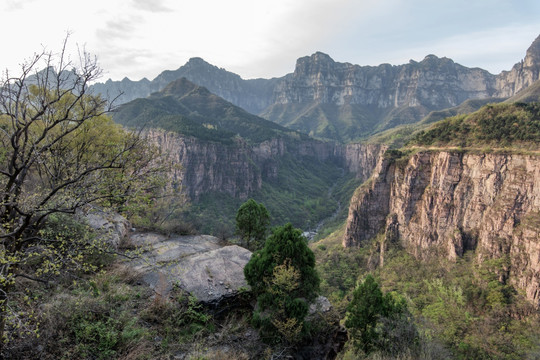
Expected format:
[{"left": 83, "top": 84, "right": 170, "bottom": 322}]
[
  {"left": 345, "top": 274, "right": 416, "bottom": 356},
  {"left": 244, "top": 223, "right": 319, "bottom": 343},
  {"left": 235, "top": 198, "right": 270, "bottom": 250},
  {"left": 0, "top": 39, "right": 173, "bottom": 347}
]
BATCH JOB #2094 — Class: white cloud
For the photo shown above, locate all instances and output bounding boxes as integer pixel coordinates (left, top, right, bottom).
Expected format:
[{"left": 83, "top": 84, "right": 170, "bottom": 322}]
[
  {"left": 1, "top": 0, "right": 538, "bottom": 82},
  {"left": 131, "top": 0, "right": 172, "bottom": 13}
]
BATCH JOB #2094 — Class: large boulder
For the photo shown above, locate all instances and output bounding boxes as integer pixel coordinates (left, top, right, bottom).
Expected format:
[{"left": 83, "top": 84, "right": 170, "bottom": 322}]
[{"left": 127, "top": 233, "right": 252, "bottom": 306}]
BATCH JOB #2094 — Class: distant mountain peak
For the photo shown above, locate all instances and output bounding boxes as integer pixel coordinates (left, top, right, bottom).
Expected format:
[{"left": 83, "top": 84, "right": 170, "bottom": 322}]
[
  {"left": 160, "top": 77, "right": 208, "bottom": 98},
  {"left": 311, "top": 51, "right": 334, "bottom": 62},
  {"left": 525, "top": 34, "right": 540, "bottom": 66},
  {"left": 185, "top": 57, "right": 213, "bottom": 67},
  {"left": 423, "top": 54, "right": 439, "bottom": 60},
  {"left": 293, "top": 51, "right": 337, "bottom": 77}
]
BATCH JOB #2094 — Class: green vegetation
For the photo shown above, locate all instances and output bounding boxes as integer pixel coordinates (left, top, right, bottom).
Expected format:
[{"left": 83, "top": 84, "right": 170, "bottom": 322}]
[
  {"left": 312, "top": 227, "right": 540, "bottom": 359},
  {"left": 235, "top": 199, "right": 270, "bottom": 250},
  {"left": 312, "top": 174, "right": 365, "bottom": 241},
  {"left": 345, "top": 274, "right": 415, "bottom": 356},
  {"left": 7, "top": 258, "right": 259, "bottom": 359},
  {"left": 256, "top": 154, "right": 343, "bottom": 230},
  {"left": 410, "top": 102, "right": 540, "bottom": 149},
  {"left": 180, "top": 153, "right": 346, "bottom": 237},
  {"left": 113, "top": 77, "right": 304, "bottom": 145},
  {"left": 261, "top": 102, "right": 386, "bottom": 143},
  {"left": 0, "top": 43, "right": 173, "bottom": 348},
  {"left": 244, "top": 223, "right": 320, "bottom": 344}
]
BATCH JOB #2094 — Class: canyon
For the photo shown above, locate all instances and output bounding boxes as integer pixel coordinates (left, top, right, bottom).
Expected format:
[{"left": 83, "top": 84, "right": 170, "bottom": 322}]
[
  {"left": 104, "top": 35, "right": 540, "bottom": 308},
  {"left": 145, "top": 129, "right": 385, "bottom": 201}
]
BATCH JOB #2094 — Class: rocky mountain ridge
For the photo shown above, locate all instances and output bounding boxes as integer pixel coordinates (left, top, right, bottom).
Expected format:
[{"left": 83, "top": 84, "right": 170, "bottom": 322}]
[
  {"left": 93, "top": 35, "right": 540, "bottom": 142},
  {"left": 92, "top": 57, "right": 277, "bottom": 114}
]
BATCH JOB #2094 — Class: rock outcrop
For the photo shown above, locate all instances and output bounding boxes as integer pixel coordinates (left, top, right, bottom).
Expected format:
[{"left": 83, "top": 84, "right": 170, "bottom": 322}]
[
  {"left": 146, "top": 129, "right": 385, "bottom": 201},
  {"left": 496, "top": 35, "right": 540, "bottom": 98},
  {"left": 344, "top": 151, "right": 540, "bottom": 306},
  {"left": 270, "top": 51, "right": 496, "bottom": 110},
  {"left": 127, "top": 233, "right": 252, "bottom": 306}
]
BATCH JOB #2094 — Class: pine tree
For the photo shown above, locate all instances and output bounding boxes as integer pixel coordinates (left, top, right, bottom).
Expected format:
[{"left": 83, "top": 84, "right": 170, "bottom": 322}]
[{"left": 244, "top": 223, "right": 320, "bottom": 343}]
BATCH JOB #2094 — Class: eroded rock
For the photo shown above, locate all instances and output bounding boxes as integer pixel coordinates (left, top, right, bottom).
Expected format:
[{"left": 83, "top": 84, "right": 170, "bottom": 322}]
[
  {"left": 344, "top": 151, "right": 540, "bottom": 306},
  {"left": 127, "top": 233, "right": 252, "bottom": 305}
]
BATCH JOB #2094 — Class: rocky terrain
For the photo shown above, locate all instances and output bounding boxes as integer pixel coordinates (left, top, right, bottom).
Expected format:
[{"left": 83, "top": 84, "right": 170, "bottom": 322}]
[
  {"left": 343, "top": 150, "right": 540, "bottom": 306},
  {"left": 146, "top": 129, "right": 385, "bottom": 201},
  {"left": 111, "top": 77, "right": 388, "bottom": 232},
  {"left": 127, "top": 232, "right": 252, "bottom": 306},
  {"left": 94, "top": 36, "right": 540, "bottom": 142}
]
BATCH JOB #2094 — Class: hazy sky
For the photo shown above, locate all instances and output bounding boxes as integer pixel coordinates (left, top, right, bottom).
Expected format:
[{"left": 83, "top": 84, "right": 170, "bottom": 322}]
[{"left": 2, "top": 0, "right": 539, "bottom": 82}]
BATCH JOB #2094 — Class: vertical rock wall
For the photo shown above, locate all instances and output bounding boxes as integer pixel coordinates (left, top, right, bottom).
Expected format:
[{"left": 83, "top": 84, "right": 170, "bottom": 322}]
[
  {"left": 344, "top": 151, "right": 540, "bottom": 305},
  {"left": 145, "top": 130, "right": 385, "bottom": 201}
]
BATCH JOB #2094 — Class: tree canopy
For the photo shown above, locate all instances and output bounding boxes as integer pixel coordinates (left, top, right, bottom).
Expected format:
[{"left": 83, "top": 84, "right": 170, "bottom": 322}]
[
  {"left": 0, "top": 38, "right": 172, "bottom": 347},
  {"left": 345, "top": 274, "right": 413, "bottom": 355},
  {"left": 244, "top": 223, "right": 319, "bottom": 343},
  {"left": 235, "top": 198, "right": 270, "bottom": 250}
]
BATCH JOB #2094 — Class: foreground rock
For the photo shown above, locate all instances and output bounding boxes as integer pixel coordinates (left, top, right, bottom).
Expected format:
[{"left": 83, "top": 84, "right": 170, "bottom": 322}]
[{"left": 126, "top": 233, "right": 252, "bottom": 306}]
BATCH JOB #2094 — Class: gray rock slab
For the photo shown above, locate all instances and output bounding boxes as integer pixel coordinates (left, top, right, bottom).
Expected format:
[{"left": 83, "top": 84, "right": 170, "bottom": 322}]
[
  {"left": 125, "top": 233, "right": 251, "bottom": 305},
  {"left": 172, "top": 245, "right": 252, "bottom": 304}
]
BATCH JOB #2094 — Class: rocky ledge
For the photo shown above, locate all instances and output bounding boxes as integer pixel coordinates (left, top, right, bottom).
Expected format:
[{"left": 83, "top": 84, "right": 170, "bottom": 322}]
[{"left": 126, "top": 233, "right": 252, "bottom": 306}]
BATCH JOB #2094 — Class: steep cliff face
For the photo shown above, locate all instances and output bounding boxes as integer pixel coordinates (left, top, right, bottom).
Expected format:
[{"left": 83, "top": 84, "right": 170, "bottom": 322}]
[
  {"left": 272, "top": 52, "right": 496, "bottom": 109},
  {"left": 496, "top": 35, "right": 540, "bottom": 98},
  {"left": 146, "top": 130, "right": 384, "bottom": 201},
  {"left": 342, "top": 143, "right": 388, "bottom": 180},
  {"left": 262, "top": 52, "right": 501, "bottom": 141},
  {"left": 344, "top": 151, "right": 540, "bottom": 305},
  {"left": 146, "top": 130, "right": 261, "bottom": 200}
]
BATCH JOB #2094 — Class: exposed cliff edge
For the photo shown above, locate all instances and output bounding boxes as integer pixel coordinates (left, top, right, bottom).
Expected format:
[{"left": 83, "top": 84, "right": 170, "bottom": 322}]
[
  {"left": 496, "top": 35, "right": 540, "bottom": 98},
  {"left": 145, "top": 129, "right": 386, "bottom": 201},
  {"left": 343, "top": 150, "right": 540, "bottom": 306}
]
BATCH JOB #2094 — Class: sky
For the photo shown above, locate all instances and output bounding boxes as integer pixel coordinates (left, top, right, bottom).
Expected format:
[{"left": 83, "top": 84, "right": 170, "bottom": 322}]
[{"left": 2, "top": 0, "right": 539, "bottom": 82}]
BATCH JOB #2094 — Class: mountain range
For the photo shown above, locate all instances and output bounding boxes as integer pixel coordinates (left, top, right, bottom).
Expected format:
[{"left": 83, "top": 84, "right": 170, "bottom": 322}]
[
  {"left": 93, "top": 35, "right": 540, "bottom": 143},
  {"left": 102, "top": 33, "right": 540, "bottom": 311}
]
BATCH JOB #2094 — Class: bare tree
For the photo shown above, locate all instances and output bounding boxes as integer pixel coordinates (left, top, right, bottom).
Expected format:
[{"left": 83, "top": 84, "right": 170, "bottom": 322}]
[{"left": 0, "top": 37, "right": 167, "bottom": 348}]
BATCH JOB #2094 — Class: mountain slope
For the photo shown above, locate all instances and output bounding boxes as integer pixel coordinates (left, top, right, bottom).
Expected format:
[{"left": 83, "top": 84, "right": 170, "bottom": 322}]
[
  {"left": 113, "top": 77, "right": 301, "bottom": 144},
  {"left": 410, "top": 102, "right": 540, "bottom": 149},
  {"left": 93, "top": 58, "right": 277, "bottom": 113},
  {"left": 112, "top": 78, "right": 385, "bottom": 234},
  {"left": 95, "top": 34, "right": 540, "bottom": 144},
  {"left": 261, "top": 52, "right": 498, "bottom": 142}
]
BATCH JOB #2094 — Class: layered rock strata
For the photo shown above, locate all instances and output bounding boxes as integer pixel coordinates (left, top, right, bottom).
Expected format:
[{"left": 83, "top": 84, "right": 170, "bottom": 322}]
[
  {"left": 344, "top": 151, "right": 540, "bottom": 305},
  {"left": 146, "top": 129, "right": 386, "bottom": 201}
]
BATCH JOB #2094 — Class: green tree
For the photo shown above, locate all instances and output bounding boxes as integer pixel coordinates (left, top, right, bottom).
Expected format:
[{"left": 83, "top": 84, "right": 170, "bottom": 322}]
[
  {"left": 0, "top": 38, "right": 171, "bottom": 348},
  {"left": 244, "top": 223, "right": 319, "bottom": 343},
  {"left": 345, "top": 274, "right": 413, "bottom": 355},
  {"left": 235, "top": 198, "right": 270, "bottom": 250}
]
